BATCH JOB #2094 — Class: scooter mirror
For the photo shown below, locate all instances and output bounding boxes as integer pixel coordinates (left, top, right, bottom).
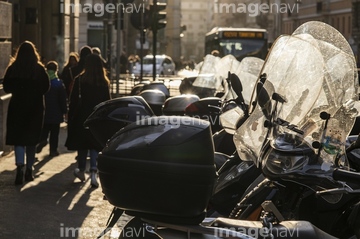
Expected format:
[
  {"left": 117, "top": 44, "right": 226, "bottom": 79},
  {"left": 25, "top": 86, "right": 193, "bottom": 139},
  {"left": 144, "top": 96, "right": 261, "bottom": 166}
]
[
  {"left": 257, "top": 84, "right": 272, "bottom": 120},
  {"left": 229, "top": 72, "right": 248, "bottom": 115},
  {"left": 229, "top": 73, "right": 243, "bottom": 96}
]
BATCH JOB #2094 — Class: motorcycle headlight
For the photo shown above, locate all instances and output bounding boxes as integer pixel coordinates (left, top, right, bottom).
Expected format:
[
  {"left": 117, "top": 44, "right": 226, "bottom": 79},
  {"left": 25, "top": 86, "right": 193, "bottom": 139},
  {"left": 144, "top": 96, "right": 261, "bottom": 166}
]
[
  {"left": 264, "top": 149, "right": 309, "bottom": 175},
  {"left": 262, "top": 133, "right": 314, "bottom": 177}
]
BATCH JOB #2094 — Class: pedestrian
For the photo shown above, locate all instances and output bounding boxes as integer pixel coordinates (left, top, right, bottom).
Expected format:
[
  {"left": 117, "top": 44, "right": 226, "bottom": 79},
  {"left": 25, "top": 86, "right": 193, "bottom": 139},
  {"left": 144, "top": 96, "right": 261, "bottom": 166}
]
[
  {"left": 211, "top": 49, "right": 220, "bottom": 57},
  {"left": 92, "top": 47, "right": 108, "bottom": 70},
  {"left": 65, "top": 53, "right": 111, "bottom": 188},
  {"left": 59, "top": 52, "right": 79, "bottom": 98},
  {"left": 36, "top": 61, "right": 68, "bottom": 157},
  {"left": 68, "top": 45, "right": 92, "bottom": 96},
  {"left": 2, "top": 40, "right": 50, "bottom": 185},
  {"left": 120, "top": 51, "right": 128, "bottom": 74},
  {"left": 128, "top": 54, "right": 140, "bottom": 74}
]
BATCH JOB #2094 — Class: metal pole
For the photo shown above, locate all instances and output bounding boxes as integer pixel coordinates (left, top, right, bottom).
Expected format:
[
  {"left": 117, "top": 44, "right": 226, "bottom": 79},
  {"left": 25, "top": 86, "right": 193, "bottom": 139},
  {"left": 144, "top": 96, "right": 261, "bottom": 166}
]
[
  {"left": 140, "top": 9, "right": 144, "bottom": 81},
  {"left": 107, "top": 0, "right": 113, "bottom": 91},
  {"left": 116, "top": 0, "right": 122, "bottom": 97},
  {"left": 152, "top": 0, "right": 157, "bottom": 81},
  {"left": 140, "top": 29, "right": 144, "bottom": 81}
]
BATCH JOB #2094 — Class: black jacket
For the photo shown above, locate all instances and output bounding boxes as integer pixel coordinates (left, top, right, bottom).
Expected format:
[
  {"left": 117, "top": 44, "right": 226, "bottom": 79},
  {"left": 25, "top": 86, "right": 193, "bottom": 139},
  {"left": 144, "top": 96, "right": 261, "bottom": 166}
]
[
  {"left": 44, "top": 78, "right": 67, "bottom": 124},
  {"left": 3, "top": 64, "right": 50, "bottom": 145},
  {"left": 65, "top": 76, "right": 111, "bottom": 151}
]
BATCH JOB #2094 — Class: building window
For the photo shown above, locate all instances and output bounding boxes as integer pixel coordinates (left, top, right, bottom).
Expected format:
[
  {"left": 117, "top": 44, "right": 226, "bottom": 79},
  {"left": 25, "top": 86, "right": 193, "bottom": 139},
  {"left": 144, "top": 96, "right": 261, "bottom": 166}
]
[
  {"left": 188, "top": 32, "right": 194, "bottom": 41},
  {"left": 348, "top": 16, "right": 351, "bottom": 35},
  {"left": 316, "top": 1, "right": 322, "bottom": 13}
]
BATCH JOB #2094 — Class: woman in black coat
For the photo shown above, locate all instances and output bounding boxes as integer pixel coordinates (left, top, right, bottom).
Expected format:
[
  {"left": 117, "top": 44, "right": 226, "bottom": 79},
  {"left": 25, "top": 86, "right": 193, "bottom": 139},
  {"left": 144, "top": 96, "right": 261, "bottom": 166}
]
[
  {"left": 65, "top": 53, "right": 111, "bottom": 188},
  {"left": 3, "top": 41, "right": 50, "bottom": 185},
  {"left": 67, "top": 46, "right": 92, "bottom": 96},
  {"left": 59, "top": 52, "right": 78, "bottom": 98}
]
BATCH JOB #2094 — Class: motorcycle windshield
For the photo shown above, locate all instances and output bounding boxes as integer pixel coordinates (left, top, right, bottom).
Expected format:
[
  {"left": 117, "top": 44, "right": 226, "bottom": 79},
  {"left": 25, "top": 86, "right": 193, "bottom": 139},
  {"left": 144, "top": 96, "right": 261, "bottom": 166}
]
[
  {"left": 192, "top": 54, "right": 222, "bottom": 91},
  {"left": 193, "top": 55, "right": 264, "bottom": 101},
  {"left": 228, "top": 56, "right": 264, "bottom": 104},
  {"left": 234, "top": 21, "right": 358, "bottom": 173}
]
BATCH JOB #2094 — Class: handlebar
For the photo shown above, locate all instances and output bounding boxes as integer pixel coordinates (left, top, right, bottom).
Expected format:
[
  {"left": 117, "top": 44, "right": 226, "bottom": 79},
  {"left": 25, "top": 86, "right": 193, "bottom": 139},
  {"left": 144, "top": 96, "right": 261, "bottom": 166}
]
[
  {"left": 333, "top": 168, "right": 360, "bottom": 185},
  {"left": 315, "top": 169, "right": 360, "bottom": 196},
  {"left": 346, "top": 133, "right": 360, "bottom": 154}
]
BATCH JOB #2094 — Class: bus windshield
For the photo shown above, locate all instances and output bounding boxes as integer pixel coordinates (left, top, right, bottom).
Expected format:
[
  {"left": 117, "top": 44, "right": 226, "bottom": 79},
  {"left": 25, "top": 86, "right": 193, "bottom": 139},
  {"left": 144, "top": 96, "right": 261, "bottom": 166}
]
[
  {"left": 219, "top": 38, "right": 267, "bottom": 60},
  {"left": 205, "top": 27, "right": 268, "bottom": 61}
]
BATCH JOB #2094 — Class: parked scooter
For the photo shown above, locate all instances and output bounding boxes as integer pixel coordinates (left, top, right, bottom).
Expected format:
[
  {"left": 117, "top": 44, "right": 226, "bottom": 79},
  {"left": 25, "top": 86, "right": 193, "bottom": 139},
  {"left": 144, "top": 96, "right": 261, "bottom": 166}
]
[
  {"left": 185, "top": 57, "right": 264, "bottom": 154},
  {"left": 132, "top": 81, "right": 170, "bottom": 116},
  {"left": 94, "top": 115, "right": 337, "bottom": 239},
  {"left": 84, "top": 96, "right": 154, "bottom": 148},
  {"left": 229, "top": 21, "right": 360, "bottom": 238}
]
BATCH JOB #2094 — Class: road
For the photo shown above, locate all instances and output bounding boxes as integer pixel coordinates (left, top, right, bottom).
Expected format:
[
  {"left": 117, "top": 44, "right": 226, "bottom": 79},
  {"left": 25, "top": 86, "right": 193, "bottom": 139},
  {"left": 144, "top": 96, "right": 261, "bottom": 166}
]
[{"left": 0, "top": 124, "right": 131, "bottom": 239}]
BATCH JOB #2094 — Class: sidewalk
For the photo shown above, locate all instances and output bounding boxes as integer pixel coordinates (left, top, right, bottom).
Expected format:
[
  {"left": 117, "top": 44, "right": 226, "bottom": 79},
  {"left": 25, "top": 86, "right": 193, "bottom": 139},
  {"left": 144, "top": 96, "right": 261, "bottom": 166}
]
[{"left": 0, "top": 124, "right": 131, "bottom": 239}]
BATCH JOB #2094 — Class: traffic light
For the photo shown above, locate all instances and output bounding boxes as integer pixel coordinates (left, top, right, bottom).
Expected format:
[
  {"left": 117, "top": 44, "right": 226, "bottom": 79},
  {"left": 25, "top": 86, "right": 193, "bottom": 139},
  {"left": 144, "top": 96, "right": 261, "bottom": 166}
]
[
  {"left": 150, "top": 2, "right": 167, "bottom": 31},
  {"left": 130, "top": 8, "right": 151, "bottom": 30}
]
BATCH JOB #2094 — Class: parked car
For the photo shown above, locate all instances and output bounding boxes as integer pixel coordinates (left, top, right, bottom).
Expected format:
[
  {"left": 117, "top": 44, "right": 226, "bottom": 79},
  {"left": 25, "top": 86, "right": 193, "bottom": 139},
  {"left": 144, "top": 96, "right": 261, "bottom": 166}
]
[{"left": 132, "top": 55, "right": 176, "bottom": 76}]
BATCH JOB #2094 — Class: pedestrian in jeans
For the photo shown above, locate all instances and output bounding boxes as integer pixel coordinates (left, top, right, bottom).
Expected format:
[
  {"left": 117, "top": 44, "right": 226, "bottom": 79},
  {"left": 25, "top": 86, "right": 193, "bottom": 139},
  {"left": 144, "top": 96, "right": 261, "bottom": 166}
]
[
  {"left": 3, "top": 41, "right": 50, "bottom": 185},
  {"left": 37, "top": 61, "right": 68, "bottom": 157},
  {"left": 65, "top": 54, "right": 111, "bottom": 188}
]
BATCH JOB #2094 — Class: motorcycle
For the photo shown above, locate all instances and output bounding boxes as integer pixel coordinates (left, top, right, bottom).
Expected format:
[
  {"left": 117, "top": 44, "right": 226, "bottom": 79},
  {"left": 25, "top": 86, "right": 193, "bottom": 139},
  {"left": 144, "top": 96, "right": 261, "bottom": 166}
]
[
  {"left": 230, "top": 21, "right": 360, "bottom": 238},
  {"left": 94, "top": 114, "right": 337, "bottom": 239},
  {"left": 184, "top": 56, "right": 264, "bottom": 154},
  {"left": 84, "top": 96, "right": 155, "bottom": 148},
  {"left": 132, "top": 81, "right": 171, "bottom": 116}
]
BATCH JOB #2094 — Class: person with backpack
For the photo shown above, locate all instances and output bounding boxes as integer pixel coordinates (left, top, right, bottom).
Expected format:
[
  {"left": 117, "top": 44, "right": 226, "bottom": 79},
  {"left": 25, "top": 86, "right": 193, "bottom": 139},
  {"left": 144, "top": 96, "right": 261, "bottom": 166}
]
[{"left": 36, "top": 61, "right": 67, "bottom": 157}]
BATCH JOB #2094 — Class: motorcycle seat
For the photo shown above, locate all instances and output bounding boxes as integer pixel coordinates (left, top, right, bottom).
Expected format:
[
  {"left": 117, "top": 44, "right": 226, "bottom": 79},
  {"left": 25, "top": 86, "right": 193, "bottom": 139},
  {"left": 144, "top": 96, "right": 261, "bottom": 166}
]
[{"left": 208, "top": 217, "right": 338, "bottom": 239}]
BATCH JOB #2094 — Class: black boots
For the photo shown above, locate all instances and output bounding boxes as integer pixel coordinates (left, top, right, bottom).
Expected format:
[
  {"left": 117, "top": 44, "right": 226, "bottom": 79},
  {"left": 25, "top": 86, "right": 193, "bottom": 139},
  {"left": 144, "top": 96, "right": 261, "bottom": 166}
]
[
  {"left": 15, "top": 165, "right": 24, "bottom": 185},
  {"left": 15, "top": 165, "right": 34, "bottom": 185},
  {"left": 25, "top": 167, "right": 34, "bottom": 182},
  {"left": 90, "top": 169, "right": 99, "bottom": 188},
  {"left": 36, "top": 140, "right": 47, "bottom": 154}
]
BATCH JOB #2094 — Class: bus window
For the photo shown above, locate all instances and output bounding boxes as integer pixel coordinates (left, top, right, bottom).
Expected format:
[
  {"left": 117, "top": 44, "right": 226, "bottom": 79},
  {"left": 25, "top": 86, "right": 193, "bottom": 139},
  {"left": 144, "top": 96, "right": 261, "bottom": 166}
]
[{"left": 205, "top": 27, "right": 268, "bottom": 61}]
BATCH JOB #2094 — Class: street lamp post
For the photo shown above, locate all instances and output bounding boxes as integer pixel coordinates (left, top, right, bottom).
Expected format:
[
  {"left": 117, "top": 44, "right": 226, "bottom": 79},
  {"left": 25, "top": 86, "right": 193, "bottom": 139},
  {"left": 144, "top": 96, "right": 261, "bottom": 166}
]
[{"left": 115, "top": 0, "right": 123, "bottom": 97}]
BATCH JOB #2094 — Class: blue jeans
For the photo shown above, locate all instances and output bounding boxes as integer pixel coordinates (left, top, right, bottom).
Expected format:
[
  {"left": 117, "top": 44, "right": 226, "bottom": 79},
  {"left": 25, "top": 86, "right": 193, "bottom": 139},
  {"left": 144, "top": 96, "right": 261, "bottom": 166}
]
[
  {"left": 15, "top": 145, "right": 36, "bottom": 169},
  {"left": 40, "top": 123, "right": 60, "bottom": 153},
  {"left": 77, "top": 149, "right": 98, "bottom": 172}
]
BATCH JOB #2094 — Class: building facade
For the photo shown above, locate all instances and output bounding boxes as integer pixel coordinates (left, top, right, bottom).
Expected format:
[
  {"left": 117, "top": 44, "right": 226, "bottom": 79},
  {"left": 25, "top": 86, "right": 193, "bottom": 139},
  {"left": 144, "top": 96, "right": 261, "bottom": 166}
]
[
  {"left": 282, "top": 0, "right": 352, "bottom": 38},
  {"left": 4, "top": 0, "right": 80, "bottom": 70},
  {"left": 180, "top": 0, "right": 211, "bottom": 62},
  {"left": 282, "top": 0, "right": 358, "bottom": 62}
]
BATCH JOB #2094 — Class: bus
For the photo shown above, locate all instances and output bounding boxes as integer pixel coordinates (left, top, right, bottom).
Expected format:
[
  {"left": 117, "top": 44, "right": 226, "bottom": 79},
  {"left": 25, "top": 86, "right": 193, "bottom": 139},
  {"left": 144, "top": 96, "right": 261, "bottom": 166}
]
[{"left": 205, "top": 27, "right": 268, "bottom": 61}]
